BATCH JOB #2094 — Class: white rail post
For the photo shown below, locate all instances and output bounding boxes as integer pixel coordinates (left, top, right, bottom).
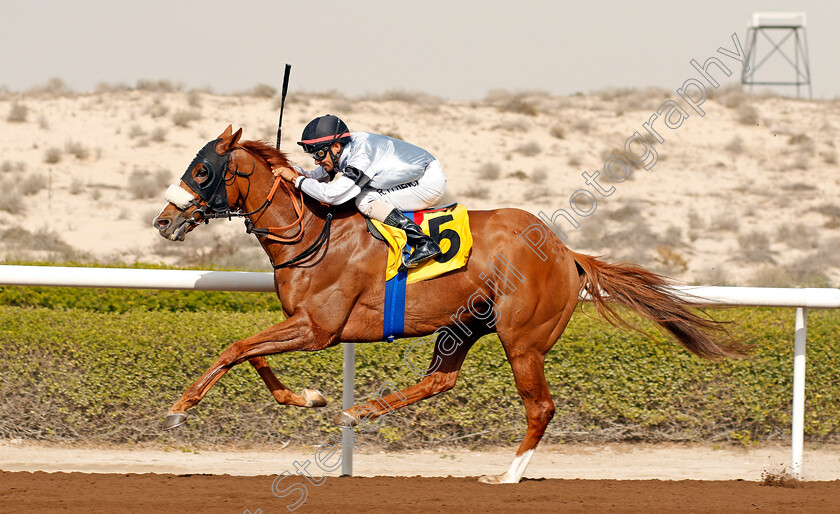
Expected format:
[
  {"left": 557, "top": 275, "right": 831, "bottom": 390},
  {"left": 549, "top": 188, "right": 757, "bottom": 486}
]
[
  {"left": 791, "top": 307, "right": 807, "bottom": 479},
  {"left": 341, "top": 342, "right": 355, "bottom": 476}
]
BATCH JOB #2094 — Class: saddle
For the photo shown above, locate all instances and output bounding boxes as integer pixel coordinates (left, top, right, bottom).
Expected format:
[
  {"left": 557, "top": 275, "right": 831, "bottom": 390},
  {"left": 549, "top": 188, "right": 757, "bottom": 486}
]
[
  {"left": 366, "top": 203, "right": 472, "bottom": 284},
  {"left": 367, "top": 203, "right": 472, "bottom": 341}
]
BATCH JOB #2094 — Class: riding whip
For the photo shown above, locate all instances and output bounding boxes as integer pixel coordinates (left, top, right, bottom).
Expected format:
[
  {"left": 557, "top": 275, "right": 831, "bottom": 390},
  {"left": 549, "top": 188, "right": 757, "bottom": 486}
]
[{"left": 275, "top": 64, "right": 292, "bottom": 149}]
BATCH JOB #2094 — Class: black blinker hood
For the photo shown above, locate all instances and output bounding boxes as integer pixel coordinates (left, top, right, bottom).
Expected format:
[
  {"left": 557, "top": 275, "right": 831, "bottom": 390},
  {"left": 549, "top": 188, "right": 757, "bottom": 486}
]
[{"left": 179, "top": 138, "right": 231, "bottom": 213}]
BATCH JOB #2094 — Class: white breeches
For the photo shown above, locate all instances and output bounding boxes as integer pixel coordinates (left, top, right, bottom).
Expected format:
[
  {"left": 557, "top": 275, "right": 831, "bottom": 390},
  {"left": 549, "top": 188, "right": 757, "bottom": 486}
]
[{"left": 355, "top": 159, "right": 447, "bottom": 220}]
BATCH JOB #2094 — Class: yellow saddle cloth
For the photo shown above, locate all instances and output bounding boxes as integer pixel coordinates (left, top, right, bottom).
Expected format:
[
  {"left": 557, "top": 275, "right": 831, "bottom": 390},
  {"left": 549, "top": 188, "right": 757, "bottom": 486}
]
[{"left": 370, "top": 204, "right": 473, "bottom": 284}]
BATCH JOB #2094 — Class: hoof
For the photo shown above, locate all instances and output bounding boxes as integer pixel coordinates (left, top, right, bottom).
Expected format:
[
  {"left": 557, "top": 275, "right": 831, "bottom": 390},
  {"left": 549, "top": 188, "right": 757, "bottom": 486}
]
[
  {"left": 303, "top": 389, "right": 327, "bottom": 408},
  {"left": 163, "top": 412, "right": 187, "bottom": 430},
  {"left": 478, "top": 473, "right": 511, "bottom": 484},
  {"left": 331, "top": 411, "right": 357, "bottom": 428}
]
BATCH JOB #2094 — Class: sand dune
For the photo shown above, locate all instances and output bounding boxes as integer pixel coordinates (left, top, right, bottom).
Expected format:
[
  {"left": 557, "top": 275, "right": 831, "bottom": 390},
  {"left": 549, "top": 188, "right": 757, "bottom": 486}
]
[{"left": 1, "top": 85, "right": 838, "bottom": 286}]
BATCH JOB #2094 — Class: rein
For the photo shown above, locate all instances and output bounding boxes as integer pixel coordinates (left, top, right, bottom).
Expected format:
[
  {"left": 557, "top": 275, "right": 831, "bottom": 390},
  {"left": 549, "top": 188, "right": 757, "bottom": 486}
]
[
  {"left": 242, "top": 177, "right": 307, "bottom": 244},
  {"left": 187, "top": 145, "right": 332, "bottom": 267}
]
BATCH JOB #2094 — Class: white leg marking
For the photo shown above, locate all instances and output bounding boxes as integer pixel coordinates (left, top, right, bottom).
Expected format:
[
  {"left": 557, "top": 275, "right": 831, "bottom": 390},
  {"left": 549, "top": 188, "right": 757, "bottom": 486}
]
[
  {"left": 502, "top": 449, "right": 534, "bottom": 483},
  {"left": 478, "top": 449, "right": 535, "bottom": 484}
]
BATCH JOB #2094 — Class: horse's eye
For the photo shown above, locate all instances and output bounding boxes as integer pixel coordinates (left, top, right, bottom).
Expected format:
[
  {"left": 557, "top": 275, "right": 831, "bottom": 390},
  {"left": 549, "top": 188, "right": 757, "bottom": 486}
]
[{"left": 195, "top": 165, "right": 208, "bottom": 179}]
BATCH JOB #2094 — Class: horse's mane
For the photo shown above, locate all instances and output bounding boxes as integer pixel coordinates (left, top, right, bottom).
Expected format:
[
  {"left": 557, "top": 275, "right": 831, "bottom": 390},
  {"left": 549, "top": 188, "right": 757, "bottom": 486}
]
[{"left": 240, "top": 140, "right": 293, "bottom": 172}]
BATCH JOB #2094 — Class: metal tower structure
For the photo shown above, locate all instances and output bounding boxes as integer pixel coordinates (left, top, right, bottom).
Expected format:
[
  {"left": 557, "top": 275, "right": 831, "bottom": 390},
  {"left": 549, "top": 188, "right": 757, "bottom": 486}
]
[{"left": 742, "top": 12, "right": 812, "bottom": 99}]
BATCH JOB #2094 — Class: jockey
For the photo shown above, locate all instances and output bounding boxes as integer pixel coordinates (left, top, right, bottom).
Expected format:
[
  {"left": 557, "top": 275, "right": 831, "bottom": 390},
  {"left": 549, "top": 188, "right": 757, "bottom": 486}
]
[{"left": 277, "top": 114, "right": 446, "bottom": 270}]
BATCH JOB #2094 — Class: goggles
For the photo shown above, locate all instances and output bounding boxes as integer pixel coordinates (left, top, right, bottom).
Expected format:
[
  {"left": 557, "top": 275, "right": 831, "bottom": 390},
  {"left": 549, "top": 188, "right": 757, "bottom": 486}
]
[{"left": 308, "top": 145, "right": 331, "bottom": 161}]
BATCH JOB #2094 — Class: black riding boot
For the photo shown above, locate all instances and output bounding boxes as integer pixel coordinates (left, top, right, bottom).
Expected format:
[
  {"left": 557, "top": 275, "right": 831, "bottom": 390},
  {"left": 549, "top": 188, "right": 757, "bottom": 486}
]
[{"left": 383, "top": 209, "right": 441, "bottom": 271}]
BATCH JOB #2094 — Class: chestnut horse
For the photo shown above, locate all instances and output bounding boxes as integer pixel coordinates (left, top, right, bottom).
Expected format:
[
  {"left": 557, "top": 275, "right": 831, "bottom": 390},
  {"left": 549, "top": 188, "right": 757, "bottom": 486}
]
[{"left": 153, "top": 126, "right": 743, "bottom": 484}]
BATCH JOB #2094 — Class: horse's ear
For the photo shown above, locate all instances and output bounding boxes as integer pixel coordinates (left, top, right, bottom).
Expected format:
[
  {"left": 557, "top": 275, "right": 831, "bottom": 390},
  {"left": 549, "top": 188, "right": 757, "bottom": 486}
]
[{"left": 215, "top": 125, "right": 242, "bottom": 154}]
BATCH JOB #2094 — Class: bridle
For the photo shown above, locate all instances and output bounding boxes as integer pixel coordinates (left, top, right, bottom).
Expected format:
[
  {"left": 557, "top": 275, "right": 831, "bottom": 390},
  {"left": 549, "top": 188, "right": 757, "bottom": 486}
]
[{"left": 174, "top": 140, "right": 332, "bottom": 268}]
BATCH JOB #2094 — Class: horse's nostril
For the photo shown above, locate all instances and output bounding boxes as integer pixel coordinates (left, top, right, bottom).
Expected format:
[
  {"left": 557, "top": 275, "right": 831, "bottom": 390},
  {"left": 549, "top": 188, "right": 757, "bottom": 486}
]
[{"left": 155, "top": 218, "right": 170, "bottom": 230}]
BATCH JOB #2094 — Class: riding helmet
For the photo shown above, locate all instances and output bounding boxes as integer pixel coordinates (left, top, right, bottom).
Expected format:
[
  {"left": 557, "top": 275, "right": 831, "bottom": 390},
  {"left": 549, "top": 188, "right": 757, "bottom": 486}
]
[{"left": 297, "top": 114, "right": 352, "bottom": 153}]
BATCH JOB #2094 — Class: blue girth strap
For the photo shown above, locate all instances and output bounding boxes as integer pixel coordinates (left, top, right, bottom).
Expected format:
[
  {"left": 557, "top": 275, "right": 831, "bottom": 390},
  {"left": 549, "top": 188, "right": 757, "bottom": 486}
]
[{"left": 382, "top": 211, "right": 414, "bottom": 342}]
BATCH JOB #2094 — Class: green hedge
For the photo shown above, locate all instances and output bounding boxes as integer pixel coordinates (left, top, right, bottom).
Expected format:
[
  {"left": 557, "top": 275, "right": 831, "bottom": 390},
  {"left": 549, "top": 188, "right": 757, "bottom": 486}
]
[{"left": 0, "top": 283, "right": 837, "bottom": 448}]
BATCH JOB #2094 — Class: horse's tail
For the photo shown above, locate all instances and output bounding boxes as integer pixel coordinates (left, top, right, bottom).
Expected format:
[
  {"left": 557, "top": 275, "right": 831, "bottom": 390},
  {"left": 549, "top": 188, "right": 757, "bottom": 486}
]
[{"left": 571, "top": 251, "right": 747, "bottom": 359}]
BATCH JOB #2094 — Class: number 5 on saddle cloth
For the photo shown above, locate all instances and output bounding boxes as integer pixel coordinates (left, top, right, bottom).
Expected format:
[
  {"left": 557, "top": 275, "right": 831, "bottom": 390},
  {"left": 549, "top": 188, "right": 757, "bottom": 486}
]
[{"left": 367, "top": 204, "right": 473, "bottom": 341}]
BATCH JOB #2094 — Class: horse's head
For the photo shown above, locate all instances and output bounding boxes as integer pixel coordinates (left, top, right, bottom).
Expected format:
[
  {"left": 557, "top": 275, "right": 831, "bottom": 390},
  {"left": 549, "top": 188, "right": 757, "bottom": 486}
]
[{"left": 153, "top": 125, "right": 243, "bottom": 241}]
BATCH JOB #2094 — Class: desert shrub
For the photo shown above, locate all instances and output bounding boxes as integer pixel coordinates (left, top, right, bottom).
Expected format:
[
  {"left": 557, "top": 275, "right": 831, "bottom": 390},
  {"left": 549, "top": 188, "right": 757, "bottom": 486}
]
[
  {"left": 1, "top": 161, "right": 25, "bottom": 173},
  {"left": 687, "top": 210, "right": 704, "bottom": 230},
  {"left": 18, "top": 174, "right": 46, "bottom": 196},
  {"left": 709, "top": 84, "right": 746, "bottom": 108},
  {"left": 491, "top": 118, "right": 530, "bottom": 132},
  {"left": 695, "top": 265, "right": 729, "bottom": 286},
  {"left": 522, "top": 188, "right": 552, "bottom": 202},
  {"left": 148, "top": 99, "right": 169, "bottom": 118},
  {"left": 130, "top": 169, "right": 172, "bottom": 199},
  {"left": 549, "top": 124, "right": 565, "bottom": 139},
  {"left": 149, "top": 126, "right": 167, "bottom": 143},
  {"left": 788, "top": 133, "right": 814, "bottom": 151},
  {"left": 792, "top": 152, "right": 809, "bottom": 170},
  {"left": 172, "top": 109, "right": 201, "bottom": 128},
  {"left": 601, "top": 147, "right": 643, "bottom": 171},
  {"left": 69, "top": 179, "right": 85, "bottom": 196},
  {"left": 0, "top": 228, "right": 91, "bottom": 262},
  {"left": 655, "top": 245, "right": 688, "bottom": 272},
  {"left": 725, "top": 135, "right": 744, "bottom": 155},
  {"left": 498, "top": 96, "right": 539, "bottom": 116},
  {"left": 461, "top": 185, "right": 490, "bottom": 199},
  {"left": 531, "top": 168, "right": 548, "bottom": 184},
  {"left": 249, "top": 83, "right": 277, "bottom": 98},
  {"left": 809, "top": 203, "right": 840, "bottom": 218},
  {"left": 775, "top": 223, "right": 818, "bottom": 249},
  {"left": 513, "top": 142, "right": 541, "bottom": 157},
  {"left": 475, "top": 163, "right": 501, "bottom": 181},
  {"left": 7, "top": 102, "right": 28, "bottom": 123},
  {"left": 187, "top": 89, "right": 202, "bottom": 108},
  {"left": 573, "top": 119, "right": 591, "bottom": 134},
  {"left": 27, "top": 77, "right": 73, "bottom": 97},
  {"left": 95, "top": 82, "right": 132, "bottom": 93},
  {"left": 136, "top": 79, "right": 179, "bottom": 92},
  {"left": 382, "top": 90, "right": 444, "bottom": 106},
  {"left": 661, "top": 225, "right": 683, "bottom": 247},
  {"left": 710, "top": 213, "right": 739, "bottom": 232},
  {"left": 43, "top": 147, "right": 62, "bottom": 164},
  {"left": 781, "top": 182, "right": 816, "bottom": 192},
  {"left": 65, "top": 140, "right": 90, "bottom": 160},
  {"left": 751, "top": 265, "right": 831, "bottom": 288},
  {"left": 0, "top": 182, "right": 24, "bottom": 213},
  {"left": 128, "top": 125, "right": 146, "bottom": 139},
  {"left": 737, "top": 230, "right": 774, "bottom": 263},
  {"left": 737, "top": 104, "right": 759, "bottom": 125},
  {"left": 606, "top": 203, "right": 642, "bottom": 224},
  {"left": 595, "top": 87, "right": 635, "bottom": 101}
]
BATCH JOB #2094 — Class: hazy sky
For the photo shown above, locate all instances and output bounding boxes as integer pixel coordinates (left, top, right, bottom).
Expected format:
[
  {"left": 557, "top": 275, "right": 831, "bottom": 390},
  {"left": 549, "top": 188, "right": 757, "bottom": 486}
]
[{"left": 2, "top": 1, "right": 838, "bottom": 100}]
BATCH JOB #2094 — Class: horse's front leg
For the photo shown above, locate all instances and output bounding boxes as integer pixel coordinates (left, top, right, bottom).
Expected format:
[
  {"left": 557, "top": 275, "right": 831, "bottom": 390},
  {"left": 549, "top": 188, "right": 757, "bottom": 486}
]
[
  {"left": 163, "top": 311, "right": 334, "bottom": 429},
  {"left": 248, "top": 356, "right": 326, "bottom": 408}
]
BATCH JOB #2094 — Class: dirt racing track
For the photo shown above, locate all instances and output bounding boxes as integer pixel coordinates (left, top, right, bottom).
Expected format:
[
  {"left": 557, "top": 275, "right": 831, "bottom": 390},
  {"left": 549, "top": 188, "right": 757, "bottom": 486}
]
[{"left": 1, "top": 471, "right": 839, "bottom": 512}]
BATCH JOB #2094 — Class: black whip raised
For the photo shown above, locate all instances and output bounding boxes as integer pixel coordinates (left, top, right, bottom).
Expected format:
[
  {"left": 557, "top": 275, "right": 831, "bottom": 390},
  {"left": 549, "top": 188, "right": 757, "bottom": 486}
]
[{"left": 275, "top": 64, "right": 292, "bottom": 149}]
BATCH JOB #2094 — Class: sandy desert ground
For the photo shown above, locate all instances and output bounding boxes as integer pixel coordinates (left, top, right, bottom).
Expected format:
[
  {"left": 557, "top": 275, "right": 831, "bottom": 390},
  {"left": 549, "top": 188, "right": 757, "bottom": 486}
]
[{"left": 1, "top": 81, "right": 838, "bottom": 287}]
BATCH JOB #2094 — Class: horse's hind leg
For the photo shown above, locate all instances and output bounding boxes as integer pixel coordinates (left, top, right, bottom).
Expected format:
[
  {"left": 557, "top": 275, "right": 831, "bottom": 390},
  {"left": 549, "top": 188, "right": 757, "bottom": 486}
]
[
  {"left": 249, "top": 356, "right": 326, "bottom": 408},
  {"left": 478, "top": 351, "right": 554, "bottom": 484},
  {"left": 333, "top": 330, "right": 480, "bottom": 427}
]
